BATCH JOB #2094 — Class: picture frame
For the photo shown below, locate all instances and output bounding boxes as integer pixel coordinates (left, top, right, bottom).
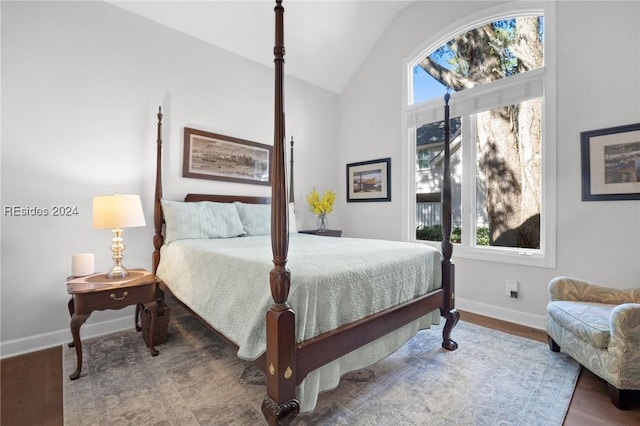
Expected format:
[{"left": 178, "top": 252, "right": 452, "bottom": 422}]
[
  {"left": 183, "top": 127, "right": 272, "bottom": 186},
  {"left": 346, "top": 157, "right": 391, "bottom": 202},
  {"left": 580, "top": 122, "right": 640, "bottom": 201}
]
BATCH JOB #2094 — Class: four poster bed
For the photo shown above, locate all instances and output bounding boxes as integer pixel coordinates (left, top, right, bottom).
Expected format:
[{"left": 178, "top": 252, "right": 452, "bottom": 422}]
[{"left": 150, "top": 1, "right": 459, "bottom": 424}]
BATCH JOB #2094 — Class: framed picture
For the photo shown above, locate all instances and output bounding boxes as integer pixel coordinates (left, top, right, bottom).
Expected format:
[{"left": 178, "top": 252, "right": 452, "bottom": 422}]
[
  {"left": 581, "top": 122, "right": 640, "bottom": 201},
  {"left": 346, "top": 157, "right": 391, "bottom": 202},
  {"left": 183, "top": 127, "right": 272, "bottom": 186}
]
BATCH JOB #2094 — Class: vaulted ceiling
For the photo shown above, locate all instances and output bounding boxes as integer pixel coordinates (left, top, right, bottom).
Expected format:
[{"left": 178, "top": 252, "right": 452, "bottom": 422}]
[{"left": 108, "top": 1, "right": 413, "bottom": 93}]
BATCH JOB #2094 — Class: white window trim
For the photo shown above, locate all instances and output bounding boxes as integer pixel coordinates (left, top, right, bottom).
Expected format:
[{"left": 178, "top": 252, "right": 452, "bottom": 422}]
[
  {"left": 400, "top": 1, "right": 556, "bottom": 268},
  {"left": 408, "top": 68, "right": 544, "bottom": 127}
]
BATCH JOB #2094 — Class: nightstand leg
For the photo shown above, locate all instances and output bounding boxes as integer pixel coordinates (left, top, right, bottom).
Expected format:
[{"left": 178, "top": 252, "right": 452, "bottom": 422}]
[
  {"left": 142, "top": 300, "right": 159, "bottom": 356},
  {"left": 67, "top": 298, "right": 75, "bottom": 347},
  {"left": 69, "top": 313, "right": 89, "bottom": 380}
]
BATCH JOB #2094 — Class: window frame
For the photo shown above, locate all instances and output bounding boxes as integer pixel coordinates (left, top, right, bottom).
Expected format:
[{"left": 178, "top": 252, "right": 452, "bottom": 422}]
[{"left": 401, "top": 1, "right": 556, "bottom": 268}]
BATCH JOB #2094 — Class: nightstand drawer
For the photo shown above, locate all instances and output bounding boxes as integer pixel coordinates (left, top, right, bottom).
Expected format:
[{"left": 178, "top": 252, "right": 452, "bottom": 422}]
[{"left": 79, "top": 284, "right": 155, "bottom": 312}]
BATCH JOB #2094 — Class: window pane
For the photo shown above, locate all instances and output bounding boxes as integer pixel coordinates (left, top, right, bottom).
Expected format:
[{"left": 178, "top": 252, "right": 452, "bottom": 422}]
[
  {"left": 415, "top": 117, "right": 462, "bottom": 242},
  {"left": 474, "top": 98, "right": 542, "bottom": 249},
  {"left": 413, "top": 66, "right": 448, "bottom": 104},
  {"left": 412, "top": 16, "right": 543, "bottom": 105},
  {"left": 409, "top": 11, "right": 549, "bottom": 262}
]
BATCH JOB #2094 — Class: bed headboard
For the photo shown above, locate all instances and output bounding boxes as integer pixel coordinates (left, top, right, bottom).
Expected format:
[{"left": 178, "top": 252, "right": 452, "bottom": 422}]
[{"left": 184, "top": 194, "right": 271, "bottom": 204}]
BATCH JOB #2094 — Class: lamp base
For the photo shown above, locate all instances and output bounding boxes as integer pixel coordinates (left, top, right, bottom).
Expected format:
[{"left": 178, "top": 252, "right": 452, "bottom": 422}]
[
  {"left": 106, "top": 265, "right": 129, "bottom": 279},
  {"left": 106, "top": 227, "right": 128, "bottom": 280}
]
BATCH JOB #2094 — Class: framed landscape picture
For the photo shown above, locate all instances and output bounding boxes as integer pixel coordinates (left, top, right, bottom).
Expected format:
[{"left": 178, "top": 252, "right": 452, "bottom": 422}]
[
  {"left": 581, "top": 122, "right": 640, "bottom": 201},
  {"left": 346, "top": 157, "right": 391, "bottom": 202},
  {"left": 183, "top": 127, "right": 272, "bottom": 186}
]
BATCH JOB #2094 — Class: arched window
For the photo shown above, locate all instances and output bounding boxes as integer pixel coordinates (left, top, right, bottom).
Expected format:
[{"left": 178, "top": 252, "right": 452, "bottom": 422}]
[{"left": 404, "top": 3, "right": 556, "bottom": 267}]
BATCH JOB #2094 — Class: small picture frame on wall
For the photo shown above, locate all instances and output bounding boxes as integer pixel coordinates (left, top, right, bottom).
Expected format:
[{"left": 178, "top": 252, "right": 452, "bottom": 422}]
[
  {"left": 581, "top": 122, "right": 640, "bottom": 201},
  {"left": 183, "top": 127, "right": 272, "bottom": 186},
  {"left": 346, "top": 157, "right": 391, "bottom": 202}
]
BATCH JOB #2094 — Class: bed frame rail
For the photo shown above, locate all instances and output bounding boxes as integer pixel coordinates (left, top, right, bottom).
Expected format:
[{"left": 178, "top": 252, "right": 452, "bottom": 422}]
[{"left": 296, "top": 289, "right": 445, "bottom": 382}]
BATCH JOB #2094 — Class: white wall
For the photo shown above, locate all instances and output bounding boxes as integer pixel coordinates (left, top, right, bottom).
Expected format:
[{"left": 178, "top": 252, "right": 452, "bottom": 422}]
[
  {"left": 339, "top": 1, "right": 640, "bottom": 328},
  {"left": 1, "top": 1, "right": 339, "bottom": 357}
]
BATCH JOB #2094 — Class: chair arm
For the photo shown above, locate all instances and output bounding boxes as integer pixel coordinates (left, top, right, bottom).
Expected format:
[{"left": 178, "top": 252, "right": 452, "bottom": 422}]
[
  {"left": 609, "top": 303, "right": 640, "bottom": 345},
  {"left": 548, "top": 276, "right": 639, "bottom": 304}
]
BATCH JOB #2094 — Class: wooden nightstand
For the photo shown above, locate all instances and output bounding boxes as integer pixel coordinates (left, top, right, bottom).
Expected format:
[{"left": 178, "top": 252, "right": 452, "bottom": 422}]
[
  {"left": 66, "top": 268, "right": 159, "bottom": 380},
  {"left": 299, "top": 229, "right": 342, "bottom": 237}
]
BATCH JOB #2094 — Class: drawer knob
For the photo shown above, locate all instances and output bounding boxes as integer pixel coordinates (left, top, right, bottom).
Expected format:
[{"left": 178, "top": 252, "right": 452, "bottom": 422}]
[{"left": 110, "top": 291, "right": 129, "bottom": 301}]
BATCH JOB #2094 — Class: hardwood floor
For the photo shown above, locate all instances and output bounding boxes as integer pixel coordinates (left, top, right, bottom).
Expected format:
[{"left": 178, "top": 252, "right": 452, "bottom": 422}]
[
  {"left": 1, "top": 346, "right": 63, "bottom": 426},
  {"left": 1, "top": 311, "right": 639, "bottom": 425}
]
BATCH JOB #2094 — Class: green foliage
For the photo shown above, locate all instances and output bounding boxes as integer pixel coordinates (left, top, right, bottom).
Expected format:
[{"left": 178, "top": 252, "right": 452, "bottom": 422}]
[
  {"left": 416, "top": 224, "right": 444, "bottom": 241},
  {"left": 416, "top": 225, "right": 462, "bottom": 243},
  {"left": 416, "top": 225, "right": 489, "bottom": 246},
  {"left": 476, "top": 227, "right": 490, "bottom": 246},
  {"left": 431, "top": 19, "right": 520, "bottom": 79}
]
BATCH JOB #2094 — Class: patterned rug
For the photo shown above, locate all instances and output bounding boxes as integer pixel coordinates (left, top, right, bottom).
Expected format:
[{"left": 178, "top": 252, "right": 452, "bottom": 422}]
[{"left": 63, "top": 314, "right": 580, "bottom": 425}]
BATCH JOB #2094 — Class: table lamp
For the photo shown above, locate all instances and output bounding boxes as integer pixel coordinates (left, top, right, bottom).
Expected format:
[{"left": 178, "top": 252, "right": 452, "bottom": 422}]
[{"left": 93, "top": 193, "right": 146, "bottom": 278}]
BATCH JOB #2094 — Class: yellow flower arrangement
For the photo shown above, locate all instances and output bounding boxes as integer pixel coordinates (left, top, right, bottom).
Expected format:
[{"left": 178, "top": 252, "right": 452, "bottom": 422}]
[{"left": 306, "top": 188, "right": 336, "bottom": 215}]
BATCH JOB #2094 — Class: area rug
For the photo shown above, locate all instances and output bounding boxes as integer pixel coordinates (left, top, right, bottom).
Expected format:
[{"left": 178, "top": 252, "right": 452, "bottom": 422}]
[{"left": 63, "top": 314, "right": 580, "bottom": 425}]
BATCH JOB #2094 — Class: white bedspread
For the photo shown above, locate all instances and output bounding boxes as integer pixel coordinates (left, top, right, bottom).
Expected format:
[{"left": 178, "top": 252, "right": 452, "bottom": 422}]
[{"left": 156, "top": 233, "right": 443, "bottom": 411}]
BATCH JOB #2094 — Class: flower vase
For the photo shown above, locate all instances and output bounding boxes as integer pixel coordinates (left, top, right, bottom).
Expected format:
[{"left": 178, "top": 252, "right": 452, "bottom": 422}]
[{"left": 317, "top": 213, "right": 328, "bottom": 232}]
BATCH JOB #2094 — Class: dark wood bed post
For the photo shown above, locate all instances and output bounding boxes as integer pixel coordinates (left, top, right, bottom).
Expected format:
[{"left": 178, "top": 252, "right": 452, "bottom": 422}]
[
  {"left": 289, "top": 137, "right": 294, "bottom": 203},
  {"left": 261, "top": 1, "right": 300, "bottom": 424},
  {"left": 440, "top": 92, "right": 460, "bottom": 350},
  {"left": 152, "top": 106, "right": 164, "bottom": 275}
]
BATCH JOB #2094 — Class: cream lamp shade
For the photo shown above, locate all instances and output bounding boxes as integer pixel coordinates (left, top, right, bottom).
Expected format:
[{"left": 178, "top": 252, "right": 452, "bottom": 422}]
[
  {"left": 93, "top": 194, "right": 146, "bottom": 230},
  {"left": 92, "top": 193, "right": 146, "bottom": 279}
]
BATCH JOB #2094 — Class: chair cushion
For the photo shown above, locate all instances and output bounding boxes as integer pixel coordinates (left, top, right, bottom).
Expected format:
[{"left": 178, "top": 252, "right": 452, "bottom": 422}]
[{"left": 547, "top": 301, "right": 615, "bottom": 349}]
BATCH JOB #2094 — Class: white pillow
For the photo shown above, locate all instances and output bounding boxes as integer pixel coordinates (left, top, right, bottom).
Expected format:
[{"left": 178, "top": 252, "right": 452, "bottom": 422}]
[
  {"left": 161, "top": 200, "right": 245, "bottom": 243},
  {"left": 234, "top": 202, "right": 271, "bottom": 236},
  {"left": 234, "top": 202, "right": 298, "bottom": 235}
]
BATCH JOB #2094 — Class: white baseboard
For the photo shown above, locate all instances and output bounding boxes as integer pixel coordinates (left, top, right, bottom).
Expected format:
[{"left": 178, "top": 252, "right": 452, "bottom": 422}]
[
  {"left": 0, "top": 316, "right": 134, "bottom": 360},
  {"left": 456, "top": 298, "right": 546, "bottom": 330}
]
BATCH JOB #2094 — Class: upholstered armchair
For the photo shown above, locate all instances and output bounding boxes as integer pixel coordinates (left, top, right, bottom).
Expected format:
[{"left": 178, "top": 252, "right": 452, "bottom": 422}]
[{"left": 546, "top": 276, "right": 640, "bottom": 409}]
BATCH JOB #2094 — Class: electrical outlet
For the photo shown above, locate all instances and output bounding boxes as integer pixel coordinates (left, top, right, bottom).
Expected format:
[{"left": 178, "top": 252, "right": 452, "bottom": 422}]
[{"left": 506, "top": 280, "right": 518, "bottom": 298}]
